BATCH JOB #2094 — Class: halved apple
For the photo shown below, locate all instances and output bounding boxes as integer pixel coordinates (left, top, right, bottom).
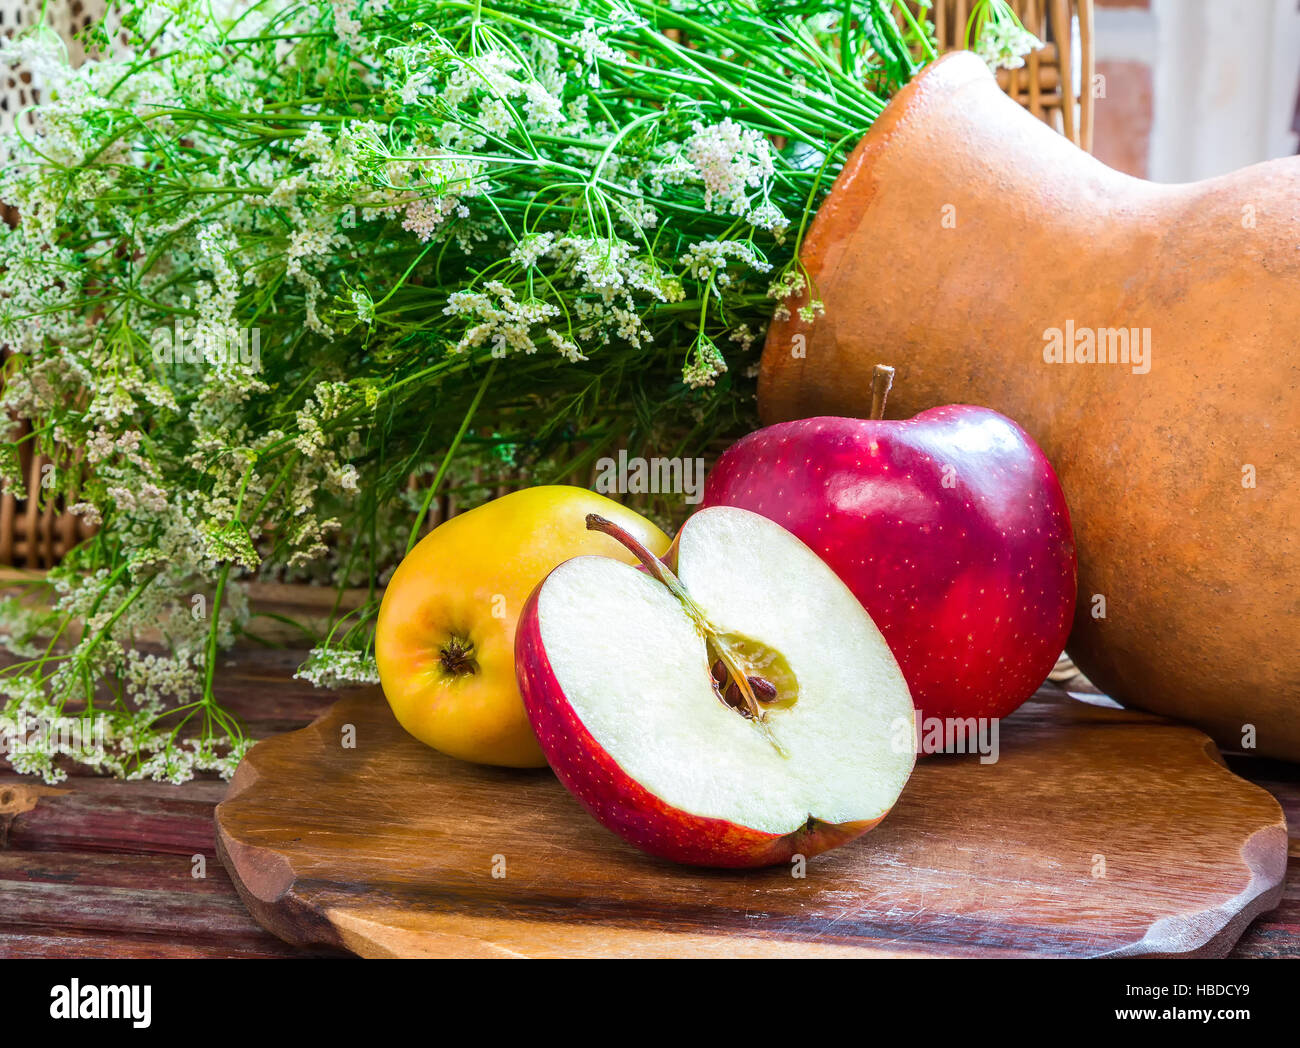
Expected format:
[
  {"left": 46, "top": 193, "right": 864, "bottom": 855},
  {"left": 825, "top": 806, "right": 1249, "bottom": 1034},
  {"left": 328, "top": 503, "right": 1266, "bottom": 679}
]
[{"left": 516, "top": 506, "right": 916, "bottom": 868}]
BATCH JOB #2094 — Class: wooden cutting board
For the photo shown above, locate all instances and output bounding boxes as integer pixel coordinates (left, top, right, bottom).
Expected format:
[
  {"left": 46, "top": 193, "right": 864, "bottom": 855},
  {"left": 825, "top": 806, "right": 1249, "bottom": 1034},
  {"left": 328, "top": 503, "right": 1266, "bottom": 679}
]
[{"left": 215, "top": 687, "right": 1287, "bottom": 958}]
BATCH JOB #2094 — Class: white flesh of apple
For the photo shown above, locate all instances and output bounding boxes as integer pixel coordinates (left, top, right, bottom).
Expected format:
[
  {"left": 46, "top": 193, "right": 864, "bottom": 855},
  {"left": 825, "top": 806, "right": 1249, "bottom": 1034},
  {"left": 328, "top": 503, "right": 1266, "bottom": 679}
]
[{"left": 535, "top": 506, "right": 915, "bottom": 835}]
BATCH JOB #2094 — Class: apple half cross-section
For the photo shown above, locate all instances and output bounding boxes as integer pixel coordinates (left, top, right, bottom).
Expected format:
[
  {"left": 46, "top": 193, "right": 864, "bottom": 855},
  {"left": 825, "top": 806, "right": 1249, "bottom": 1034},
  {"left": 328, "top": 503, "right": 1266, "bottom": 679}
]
[{"left": 516, "top": 506, "right": 916, "bottom": 868}]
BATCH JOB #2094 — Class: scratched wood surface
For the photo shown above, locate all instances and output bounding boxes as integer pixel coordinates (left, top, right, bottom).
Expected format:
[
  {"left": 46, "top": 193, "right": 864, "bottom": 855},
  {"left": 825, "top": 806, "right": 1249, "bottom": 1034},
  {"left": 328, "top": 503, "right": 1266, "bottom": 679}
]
[
  {"left": 2, "top": 648, "right": 1298, "bottom": 959},
  {"left": 0, "top": 649, "right": 346, "bottom": 958},
  {"left": 215, "top": 673, "right": 1289, "bottom": 958}
]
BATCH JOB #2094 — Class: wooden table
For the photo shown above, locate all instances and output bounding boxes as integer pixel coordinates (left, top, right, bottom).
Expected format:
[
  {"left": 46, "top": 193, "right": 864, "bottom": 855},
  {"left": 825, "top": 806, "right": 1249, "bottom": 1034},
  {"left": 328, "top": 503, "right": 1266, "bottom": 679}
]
[{"left": 2, "top": 648, "right": 1297, "bottom": 958}]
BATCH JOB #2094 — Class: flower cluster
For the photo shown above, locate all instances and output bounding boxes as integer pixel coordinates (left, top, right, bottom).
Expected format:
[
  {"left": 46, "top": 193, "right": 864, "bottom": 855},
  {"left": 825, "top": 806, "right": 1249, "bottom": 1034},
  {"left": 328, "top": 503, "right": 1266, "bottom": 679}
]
[
  {"left": 0, "top": 0, "right": 939, "bottom": 781},
  {"left": 657, "top": 120, "right": 785, "bottom": 232},
  {"left": 968, "top": 0, "right": 1044, "bottom": 72}
]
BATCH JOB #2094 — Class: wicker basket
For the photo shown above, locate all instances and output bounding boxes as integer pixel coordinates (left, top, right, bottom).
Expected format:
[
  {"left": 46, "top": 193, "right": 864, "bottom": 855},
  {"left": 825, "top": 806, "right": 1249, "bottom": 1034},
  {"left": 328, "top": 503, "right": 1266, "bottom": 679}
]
[
  {"left": 931, "top": 0, "right": 1095, "bottom": 150},
  {"left": 0, "top": 0, "right": 1096, "bottom": 568}
]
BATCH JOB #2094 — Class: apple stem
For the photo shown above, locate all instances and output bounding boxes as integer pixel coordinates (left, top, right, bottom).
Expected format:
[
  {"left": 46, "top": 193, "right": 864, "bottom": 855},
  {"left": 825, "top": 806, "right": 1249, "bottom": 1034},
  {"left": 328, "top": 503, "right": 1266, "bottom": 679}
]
[
  {"left": 585, "top": 513, "right": 678, "bottom": 590},
  {"left": 869, "top": 364, "right": 895, "bottom": 420},
  {"left": 586, "top": 515, "right": 713, "bottom": 637},
  {"left": 585, "top": 514, "right": 788, "bottom": 757}
]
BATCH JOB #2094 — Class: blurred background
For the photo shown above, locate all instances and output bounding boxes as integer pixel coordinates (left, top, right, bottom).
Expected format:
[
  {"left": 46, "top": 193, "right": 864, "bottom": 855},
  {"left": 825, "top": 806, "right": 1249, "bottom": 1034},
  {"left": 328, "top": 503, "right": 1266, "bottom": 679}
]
[{"left": 1092, "top": 0, "right": 1300, "bottom": 179}]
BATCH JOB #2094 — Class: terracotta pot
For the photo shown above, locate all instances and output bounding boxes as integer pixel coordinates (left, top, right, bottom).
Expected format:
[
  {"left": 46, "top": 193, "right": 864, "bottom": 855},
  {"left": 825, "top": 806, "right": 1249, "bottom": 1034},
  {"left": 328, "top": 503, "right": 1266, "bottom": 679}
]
[{"left": 760, "top": 52, "right": 1299, "bottom": 760}]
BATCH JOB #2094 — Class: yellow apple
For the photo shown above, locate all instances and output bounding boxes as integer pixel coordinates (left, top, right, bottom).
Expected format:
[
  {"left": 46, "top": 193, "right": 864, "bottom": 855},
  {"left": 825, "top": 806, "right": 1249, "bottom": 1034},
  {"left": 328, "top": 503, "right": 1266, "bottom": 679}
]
[{"left": 375, "top": 486, "right": 670, "bottom": 766}]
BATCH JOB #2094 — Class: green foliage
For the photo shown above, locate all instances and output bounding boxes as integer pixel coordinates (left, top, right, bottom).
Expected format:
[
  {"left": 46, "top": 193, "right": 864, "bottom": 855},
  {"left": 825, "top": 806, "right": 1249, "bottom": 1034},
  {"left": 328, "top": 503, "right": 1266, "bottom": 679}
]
[{"left": 0, "top": 0, "right": 935, "bottom": 780}]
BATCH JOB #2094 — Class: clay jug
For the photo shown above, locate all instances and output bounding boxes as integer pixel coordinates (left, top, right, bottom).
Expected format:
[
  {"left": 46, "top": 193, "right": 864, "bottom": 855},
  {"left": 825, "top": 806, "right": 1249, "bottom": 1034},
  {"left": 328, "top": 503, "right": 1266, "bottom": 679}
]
[{"left": 760, "top": 52, "right": 1299, "bottom": 760}]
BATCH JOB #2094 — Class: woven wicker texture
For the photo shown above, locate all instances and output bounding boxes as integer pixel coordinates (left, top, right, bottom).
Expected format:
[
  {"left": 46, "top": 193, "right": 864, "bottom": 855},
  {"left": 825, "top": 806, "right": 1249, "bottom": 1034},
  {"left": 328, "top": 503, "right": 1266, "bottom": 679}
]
[{"left": 931, "top": 0, "right": 1095, "bottom": 150}]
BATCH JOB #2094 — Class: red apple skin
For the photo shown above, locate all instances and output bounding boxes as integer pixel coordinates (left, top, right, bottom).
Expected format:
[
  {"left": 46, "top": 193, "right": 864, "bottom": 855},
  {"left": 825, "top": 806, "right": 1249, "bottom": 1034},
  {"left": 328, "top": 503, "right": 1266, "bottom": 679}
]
[
  {"left": 702, "top": 407, "right": 1077, "bottom": 727},
  {"left": 515, "top": 578, "right": 887, "bottom": 869}
]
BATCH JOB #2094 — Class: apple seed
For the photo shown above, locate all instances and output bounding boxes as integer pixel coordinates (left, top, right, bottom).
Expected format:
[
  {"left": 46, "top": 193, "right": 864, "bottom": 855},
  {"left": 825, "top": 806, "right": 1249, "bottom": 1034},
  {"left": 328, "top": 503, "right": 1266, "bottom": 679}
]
[{"left": 722, "top": 682, "right": 754, "bottom": 718}]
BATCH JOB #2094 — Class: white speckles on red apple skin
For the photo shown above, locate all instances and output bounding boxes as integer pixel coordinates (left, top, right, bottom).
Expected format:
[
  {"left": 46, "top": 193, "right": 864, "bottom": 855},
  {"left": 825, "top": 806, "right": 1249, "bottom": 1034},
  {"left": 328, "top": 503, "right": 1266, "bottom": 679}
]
[{"left": 702, "top": 407, "right": 1077, "bottom": 724}]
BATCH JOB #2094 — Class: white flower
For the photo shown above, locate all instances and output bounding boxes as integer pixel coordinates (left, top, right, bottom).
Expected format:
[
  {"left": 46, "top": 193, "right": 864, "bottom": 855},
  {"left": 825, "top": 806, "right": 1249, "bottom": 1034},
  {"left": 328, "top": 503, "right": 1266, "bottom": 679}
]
[
  {"left": 728, "top": 324, "right": 759, "bottom": 352},
  {"left": 683, "top": 332, "right": 728, "bottom": 389},
  {"left": 522, "top": 81, "right": 564, "bottom": 127},
  {"left": 657, "top": 118, "right": 783, "bottom": 229},
  {"left": 295, "top": 646, "right": 381, "bottom": 688},
  {"left": 680, "top": 240, "right": 772, "bottom": 285},
  {"left": 331, "top": 0, "right": 364, "bottom": 49},
  {"left": 747, "top": 201, "right": 788, "bottom": 234},
  {"left": 402, "top": 197, "right": 458, "bottom": 241},
  {"left": 570, "top": 18, "right": 620, "bottom": 85},
  {"left": 975, "top": 20, "right": 1043, "bottom": 71},
  {"left": 509, "top": 231, "right": 556, "bottom": 268},
  {"left": 351, "top": 287, "right": 375, "bottom": 325},
  {"left": 444, "top": 281, "right": 561, "bottom": 356},
  {"left": 294, "top": 123, "right": 332, "bottom": 161},
  {"left": 547, "top": 328, "right": 587, "bottom": 363},
  {"left": 478, "top": 97, "right": 515, "bottom": 137},
  {"left": 68, "top": 502, "right": 103, "bottom": 528}
]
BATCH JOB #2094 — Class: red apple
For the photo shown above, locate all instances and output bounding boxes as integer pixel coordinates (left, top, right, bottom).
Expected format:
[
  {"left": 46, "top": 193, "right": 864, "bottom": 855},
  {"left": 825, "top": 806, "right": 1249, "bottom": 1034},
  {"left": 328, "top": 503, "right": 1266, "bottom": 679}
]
[
  {"left": 702, "top": 370, "right": 1076, "bottom": 730},
  {"left": 516, "top": 507, "right": 916, "bottom": 868}
]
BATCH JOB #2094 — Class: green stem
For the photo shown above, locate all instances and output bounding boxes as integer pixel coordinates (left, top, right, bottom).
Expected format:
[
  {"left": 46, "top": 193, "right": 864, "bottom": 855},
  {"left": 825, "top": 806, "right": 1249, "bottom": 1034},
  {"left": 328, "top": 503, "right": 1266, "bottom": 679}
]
[{"left": 405, "top": 360, "right": 498, "bottom": 552}]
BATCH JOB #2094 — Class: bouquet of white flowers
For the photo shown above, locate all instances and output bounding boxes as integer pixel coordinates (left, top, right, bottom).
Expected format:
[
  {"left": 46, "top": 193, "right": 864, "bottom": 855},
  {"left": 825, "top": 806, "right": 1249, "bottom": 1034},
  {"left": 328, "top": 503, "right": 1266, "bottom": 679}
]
[{"left": 0, "top": 0, "right": 1035, "bottom": 782}]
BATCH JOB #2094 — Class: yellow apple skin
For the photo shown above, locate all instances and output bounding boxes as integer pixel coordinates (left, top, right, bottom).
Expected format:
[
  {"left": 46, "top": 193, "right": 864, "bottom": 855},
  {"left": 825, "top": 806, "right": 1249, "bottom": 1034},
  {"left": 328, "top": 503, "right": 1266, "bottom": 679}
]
[{"left": 375, "top": 486, "right": 670, "bottom": 767}]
